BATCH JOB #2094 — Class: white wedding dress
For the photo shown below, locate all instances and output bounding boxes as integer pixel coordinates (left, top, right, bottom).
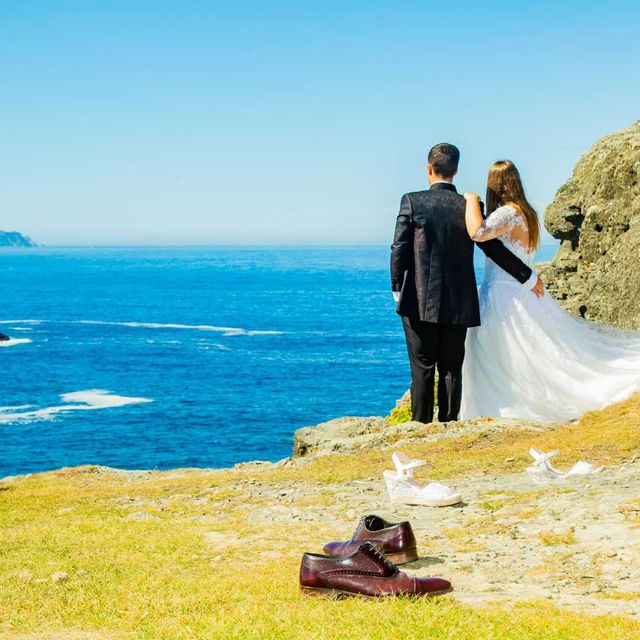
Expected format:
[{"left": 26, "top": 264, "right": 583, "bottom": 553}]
[{"left": 460, "top": 205, "right": 640, "bottom": 423}]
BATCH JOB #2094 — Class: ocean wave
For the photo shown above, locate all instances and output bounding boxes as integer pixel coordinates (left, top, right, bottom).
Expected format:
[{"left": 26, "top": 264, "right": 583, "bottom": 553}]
[
  {"left": 0, "top": 319, "right": 284, "bottom": 337},
  {"left": 0, "top": 338, "right": 33, "bottom": 348},
  {"left": 75, "top": 320, "right": 283, "bottom": 336},
  {"left": 0, "top": 390, "right": 153, "bottom": 425}
]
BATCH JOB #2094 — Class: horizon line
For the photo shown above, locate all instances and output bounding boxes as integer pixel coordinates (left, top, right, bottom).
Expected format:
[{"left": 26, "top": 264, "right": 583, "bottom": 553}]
[{"left": 1, "top": 241, "right": 561, "bottom": 249}]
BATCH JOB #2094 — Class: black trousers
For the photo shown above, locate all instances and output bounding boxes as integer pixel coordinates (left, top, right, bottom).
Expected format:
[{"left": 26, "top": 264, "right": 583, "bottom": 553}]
[{"left": 401, "top": 317, "right": 467, "bottom": 424}]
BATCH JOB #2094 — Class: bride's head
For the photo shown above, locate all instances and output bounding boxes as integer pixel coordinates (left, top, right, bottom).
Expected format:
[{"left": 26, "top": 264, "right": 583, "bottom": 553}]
[{"left": 486, "top": 160, "right": 540, "bottom": 250}]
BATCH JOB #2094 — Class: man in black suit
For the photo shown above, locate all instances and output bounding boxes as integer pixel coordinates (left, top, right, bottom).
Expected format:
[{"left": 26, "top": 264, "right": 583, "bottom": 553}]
[{"left": 390, "top": 143, "right": 543, "bottom": 423}]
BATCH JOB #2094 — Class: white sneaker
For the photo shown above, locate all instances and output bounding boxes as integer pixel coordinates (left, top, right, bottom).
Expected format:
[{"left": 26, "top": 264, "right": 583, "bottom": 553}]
[{"left": 383, "top": 452, "right": 462, "bottom": 507}]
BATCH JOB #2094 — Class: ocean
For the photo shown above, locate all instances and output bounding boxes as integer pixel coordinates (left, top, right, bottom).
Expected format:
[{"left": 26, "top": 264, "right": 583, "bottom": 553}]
[{"left": 0, "top": 245, "right": 557, "bottom": 477}]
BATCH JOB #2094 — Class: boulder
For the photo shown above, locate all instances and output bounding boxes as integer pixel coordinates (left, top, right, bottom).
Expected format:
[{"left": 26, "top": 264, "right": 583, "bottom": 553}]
[{"left": 541, "top": 120, "right": 640, "bottom": 329}]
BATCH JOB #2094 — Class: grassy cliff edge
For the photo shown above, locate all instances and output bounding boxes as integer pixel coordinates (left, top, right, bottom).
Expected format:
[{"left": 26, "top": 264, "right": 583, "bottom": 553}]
[{"left": 2, "top": 393, "right": 640, "bottom": 639}]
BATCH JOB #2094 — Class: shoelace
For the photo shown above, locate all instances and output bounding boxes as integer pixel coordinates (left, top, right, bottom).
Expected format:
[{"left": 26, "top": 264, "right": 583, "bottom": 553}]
[{"left": 361, "top": 543, "right": 396, "bottom": 572}]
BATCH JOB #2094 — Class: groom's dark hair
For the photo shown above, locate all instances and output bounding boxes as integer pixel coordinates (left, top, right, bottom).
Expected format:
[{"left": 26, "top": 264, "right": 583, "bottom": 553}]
[{"left": 428, "top": 143, "right": 460, "bottom": 179}]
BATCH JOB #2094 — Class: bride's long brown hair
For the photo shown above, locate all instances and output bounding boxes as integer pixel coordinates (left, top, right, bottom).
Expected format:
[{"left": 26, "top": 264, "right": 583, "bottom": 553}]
[{"left": 486, "top": 160, "right": 540, "bottom": 250}]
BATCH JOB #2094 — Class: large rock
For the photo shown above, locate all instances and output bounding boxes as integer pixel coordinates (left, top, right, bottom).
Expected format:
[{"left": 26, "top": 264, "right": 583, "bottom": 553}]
[{"left": 541, "top": 121, "right": 640, "bottom": 329}]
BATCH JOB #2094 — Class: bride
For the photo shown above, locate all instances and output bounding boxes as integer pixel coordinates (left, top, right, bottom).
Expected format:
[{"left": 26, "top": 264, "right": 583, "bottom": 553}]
[{"left": 460, "top": 160, "right": 640, "bottom": 422}]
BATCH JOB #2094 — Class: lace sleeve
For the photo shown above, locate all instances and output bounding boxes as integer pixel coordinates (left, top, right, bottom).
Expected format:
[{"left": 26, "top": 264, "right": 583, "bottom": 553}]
[{"left": 472, "top": 205, "right": 522, "bottom": 242}]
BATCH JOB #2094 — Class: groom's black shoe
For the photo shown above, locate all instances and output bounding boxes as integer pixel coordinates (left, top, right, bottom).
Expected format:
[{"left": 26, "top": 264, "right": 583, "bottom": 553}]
[{"left": 323, "top": 515, "right": 418, "bottom": 565}]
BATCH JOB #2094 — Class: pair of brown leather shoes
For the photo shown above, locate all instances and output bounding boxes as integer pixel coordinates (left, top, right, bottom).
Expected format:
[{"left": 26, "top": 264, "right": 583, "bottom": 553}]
[{"left": 299, "top": 514, "right": 452, "bottom": 598}]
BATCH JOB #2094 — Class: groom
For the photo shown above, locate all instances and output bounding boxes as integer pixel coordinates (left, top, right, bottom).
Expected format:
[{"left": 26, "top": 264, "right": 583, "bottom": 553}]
[{"left": 390, "top": 143, "right": 543, "bottom": 423}]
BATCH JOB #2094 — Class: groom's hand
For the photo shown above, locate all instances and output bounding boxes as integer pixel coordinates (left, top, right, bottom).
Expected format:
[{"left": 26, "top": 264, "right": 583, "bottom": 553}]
[{"left": 532, "top": 277, "right": 545, "bottom": 298}]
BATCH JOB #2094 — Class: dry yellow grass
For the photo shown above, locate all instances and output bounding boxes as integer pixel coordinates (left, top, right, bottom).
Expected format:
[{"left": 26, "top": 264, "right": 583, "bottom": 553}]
[
  {"left": 1, "top": 393, "right": 639, "bottom": 639},
  {"left": 274, "top": 392, "right": 640, "bottom": 485},
  {"left": 538, "top": 530, "right": 578, "bottom": 546},
  {"left": 597, "top": 591, "right": 640, "bottom": 601}
]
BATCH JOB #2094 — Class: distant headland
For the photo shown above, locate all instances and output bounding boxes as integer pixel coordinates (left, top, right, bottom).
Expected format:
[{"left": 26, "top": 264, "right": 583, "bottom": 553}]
[{"left": 0, "top": 230, "right": 37, "bottom": 247}]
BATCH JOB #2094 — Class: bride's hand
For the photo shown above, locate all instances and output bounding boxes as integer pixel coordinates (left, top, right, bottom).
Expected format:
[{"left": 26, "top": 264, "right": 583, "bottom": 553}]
[{"left": 464, "top": 192, "right": 480, "bottom": 201}]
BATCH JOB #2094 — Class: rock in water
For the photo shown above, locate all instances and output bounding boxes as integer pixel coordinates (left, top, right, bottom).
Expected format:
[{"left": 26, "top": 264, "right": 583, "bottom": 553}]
[
  {"left": 0, "top": 332, "right": 10, "bottom": 341},
  {"left": 541, "top": 120, "right": 640, "bottom": 329}
]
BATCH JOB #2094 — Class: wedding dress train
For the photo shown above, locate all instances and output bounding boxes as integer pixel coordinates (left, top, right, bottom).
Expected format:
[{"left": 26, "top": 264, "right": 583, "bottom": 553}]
[{"left": 460, "top": 205, "right": 640, "bottom": 423}]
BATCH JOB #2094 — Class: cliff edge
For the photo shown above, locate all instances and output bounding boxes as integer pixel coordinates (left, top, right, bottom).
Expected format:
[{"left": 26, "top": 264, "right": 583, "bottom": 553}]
[{"left": 2, "top": 392, "right": 640, "bottom": 638}]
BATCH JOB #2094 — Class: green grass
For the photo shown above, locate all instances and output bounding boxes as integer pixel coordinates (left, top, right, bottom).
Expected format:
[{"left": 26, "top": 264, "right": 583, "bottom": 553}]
[
  {"left": 387, "top": 402, "right": 412, "bottom": 425},
  {"left": 1, "top": 393, "right": 640, "bottom": 639}
]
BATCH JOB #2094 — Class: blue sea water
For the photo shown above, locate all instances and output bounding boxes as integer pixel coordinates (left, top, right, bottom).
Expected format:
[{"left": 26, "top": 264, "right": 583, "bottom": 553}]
[{"left": 0, "top": 245, "right": 556, "bottom": 477}]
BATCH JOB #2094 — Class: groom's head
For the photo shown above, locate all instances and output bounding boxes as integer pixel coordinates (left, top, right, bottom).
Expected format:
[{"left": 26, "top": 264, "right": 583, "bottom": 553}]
[{"left": 427, "top": 143, "right": 460, "bottom": 183}]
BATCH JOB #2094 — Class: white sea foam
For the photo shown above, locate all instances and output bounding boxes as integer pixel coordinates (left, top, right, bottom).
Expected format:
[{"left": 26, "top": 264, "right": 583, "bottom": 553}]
[
  {"left": 0, "top": 319, "right": 284, "bottom": 337},
  {"left": 0, "top": 390, "right": 153, "bottom": 425},
  {"left": 75, "top": 320, "right": 283, "bottom": 336},
  {"left": 60, "top": 389, "right": 153, "bottom": 408},
  {"left": 10, "top": 327, "right": 33, "bottom": 332},
  {"left": 0, "top": 338, "right": 33, "bottom": 348}
]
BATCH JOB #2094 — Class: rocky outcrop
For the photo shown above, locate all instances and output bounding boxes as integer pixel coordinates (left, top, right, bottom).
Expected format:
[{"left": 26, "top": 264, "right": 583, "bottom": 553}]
[
  {"left": 0, "top": 231, "right": 36, "bottom": 247},
  {"left": 292, "top": 414, "right": 548, "bottom": 458},
  {"left": 292, "top": 417, "right": 390, "bottom": 457},
  {"left": 541, "top": 121, "right": 640, "bottom": 329}
]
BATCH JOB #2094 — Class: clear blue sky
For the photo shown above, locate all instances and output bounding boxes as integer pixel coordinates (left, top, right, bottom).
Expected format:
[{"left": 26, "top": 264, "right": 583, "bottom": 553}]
[{"left": 1, "top": 1, "right": 638, "bottom": 245}]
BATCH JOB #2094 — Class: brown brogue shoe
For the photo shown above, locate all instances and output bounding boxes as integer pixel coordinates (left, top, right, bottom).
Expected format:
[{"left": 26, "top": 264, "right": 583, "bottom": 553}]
[
  {"left": 300, "top": 543, "right": 452, "bottom": 598},
  {"left": 323, "top": 514, "right": 418, "bottom": 565}
]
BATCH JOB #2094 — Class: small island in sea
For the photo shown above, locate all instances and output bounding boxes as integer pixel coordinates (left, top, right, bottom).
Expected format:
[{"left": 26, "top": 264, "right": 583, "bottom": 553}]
[{"left": 0, "top": 230, "right": 37, "bottom": 247}]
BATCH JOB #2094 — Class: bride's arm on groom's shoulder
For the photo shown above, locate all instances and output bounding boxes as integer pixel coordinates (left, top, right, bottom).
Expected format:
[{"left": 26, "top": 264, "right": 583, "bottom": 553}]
[
  {"left": 390, "top": 194, "right": 414, "bottom": 300},
  {"left": 463, "top": 192, "right": 485, "bottom": 239},
  {"left": 464, "top": 194, "right": 516, "bottom": 242},
  {"left": 467, "top": 193, "right": 545, "bottom": 297}
]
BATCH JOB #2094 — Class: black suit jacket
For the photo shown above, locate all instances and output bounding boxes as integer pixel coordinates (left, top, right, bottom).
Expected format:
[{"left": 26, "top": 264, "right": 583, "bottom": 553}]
[{"left": 390, "top": 183, "right": 533, "bottom": 327}]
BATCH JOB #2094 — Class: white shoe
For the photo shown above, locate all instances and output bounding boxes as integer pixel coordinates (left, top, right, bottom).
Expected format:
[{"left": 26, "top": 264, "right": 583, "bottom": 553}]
[
  {"left": 526, "top": 448, "right": 604, "bottom": 484},
  {"left": 383, "top": 452, "right": 462, "bottom": 507}
]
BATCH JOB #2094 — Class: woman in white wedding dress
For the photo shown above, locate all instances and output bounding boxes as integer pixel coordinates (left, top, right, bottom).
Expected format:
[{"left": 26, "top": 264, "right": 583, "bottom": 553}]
[{"left": 460, "top": 160, "right": 640, "bottom": 422}]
